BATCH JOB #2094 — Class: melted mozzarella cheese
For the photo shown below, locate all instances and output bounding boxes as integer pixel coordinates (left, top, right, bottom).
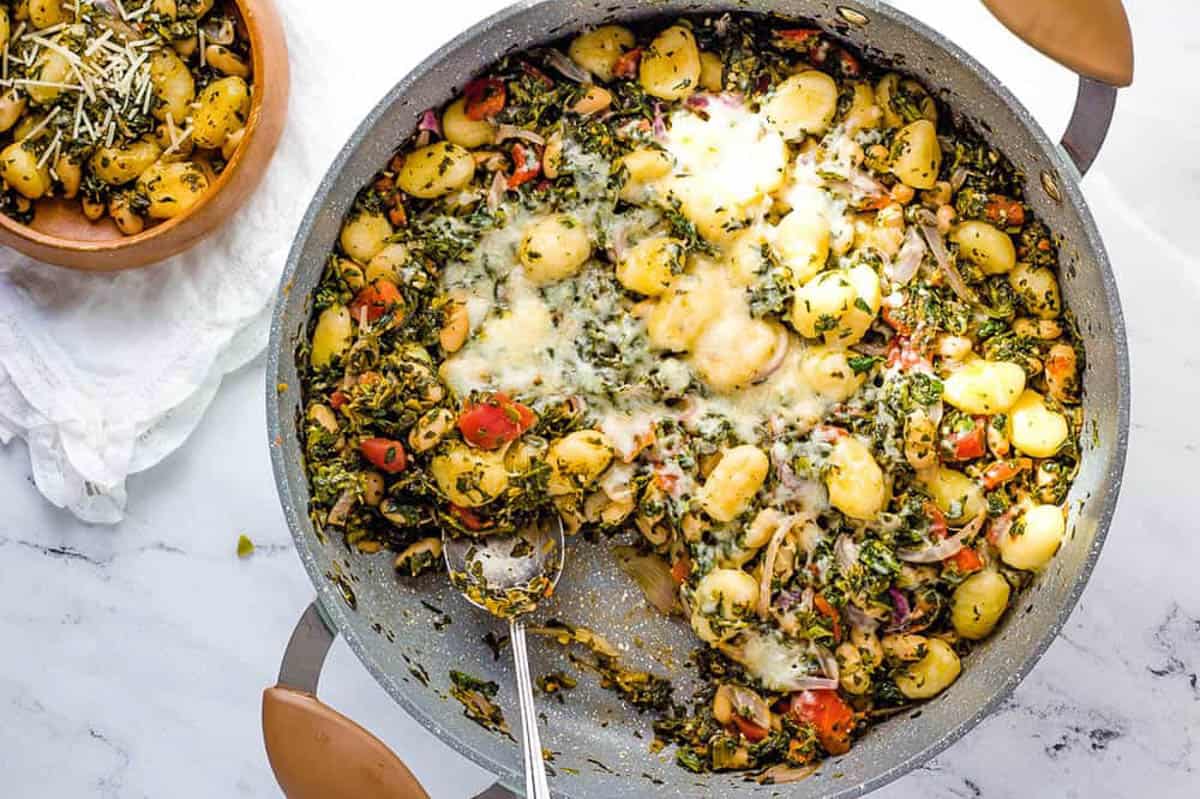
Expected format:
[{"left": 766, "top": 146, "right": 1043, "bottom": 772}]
[
  {"left": 656, "top": 103, "right": 787, "bottom": 234},
  {"left": 738, "top": 631, "right": 818, "bottom": 692}
]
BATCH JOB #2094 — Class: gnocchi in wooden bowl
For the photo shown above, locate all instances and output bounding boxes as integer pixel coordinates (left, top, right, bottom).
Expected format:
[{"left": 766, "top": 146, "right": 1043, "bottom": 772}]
[
  {"left": 298, "top": 13, "right": 1089, "bottom": 781},
  {"left": 0, "top": 0, "right": 287, "bottom": 270}
]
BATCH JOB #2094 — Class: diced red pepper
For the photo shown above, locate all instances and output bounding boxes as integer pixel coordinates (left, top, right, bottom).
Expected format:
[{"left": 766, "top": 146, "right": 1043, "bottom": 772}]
[
  {"left": 814, "top": 594, "right": 843, "bottom": 643},
  {"left": 360, "top": 437, "right": 407, "bottom": 474},
  {"left": 329, "top": 390, "right": 349, "bottom": 410},
  {"left": 348, "top": 280, "right": 404, "bottom": 323},
  {"left": 881, "top": 305, "right": 913, "bottom": 336},
  {"left": 775, "top": 28, "right": 822, "bottom": 48},
  {"left": 940, "top": 417, "right": 988, "bottom": 460},
  {"left": 833, "top": 48, "right": 861, "bottom": 78},
  {"left": 984, "top": 195, "right": 1025, "bottom": 228},
  {"left": 507, "top": 142, "right": 541, "bottom": 190},
  {"left": 789, "top": 690, "right": 855, "bottom": 756},
  {"left": 463, "top": 77, "right": 506, "bottom": 120},
  {"left": 457, "top": 392, "right": 537, "bottom": 450},
  {"left": 670, "top": 554, "right": 691, "bottom": 585},
  {"left": 612, "top": 47, "right": 642, "bottom": 79},
  {"left": 886, "top": 336, "right": 926, "bottom": 371},
  {"left": 924, "top": 501, "right": 948, "bottom": 540},
  {"left": 981, "top": 457, "right": 1032, "bottom": 490},
  {"left": 448, "top": 503, "right": 490, "bottom": 532},
  {"left": 732, "top": 713, "right": 770, "bottom": 743},
  {"left": 947, "top": 547, "right": 984, "bottom": 574}
]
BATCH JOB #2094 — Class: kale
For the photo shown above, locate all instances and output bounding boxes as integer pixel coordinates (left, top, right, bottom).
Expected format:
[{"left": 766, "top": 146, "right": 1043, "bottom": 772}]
[{"left": 848, "top": 355, "right": 884, "bottom": 375}]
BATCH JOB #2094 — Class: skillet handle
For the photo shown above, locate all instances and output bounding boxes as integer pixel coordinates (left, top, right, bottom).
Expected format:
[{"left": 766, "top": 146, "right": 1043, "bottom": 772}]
[
  {"left": 262, "top": 602, "right": 430, "bottom": 799},
  {"left": 982, "top": 0, "right": 1133, "bottom": 175}
]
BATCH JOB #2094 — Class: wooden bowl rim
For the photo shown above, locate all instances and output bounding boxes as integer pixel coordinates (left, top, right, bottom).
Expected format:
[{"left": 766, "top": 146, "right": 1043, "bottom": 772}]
[{"left": 0, "top": 0, "right": 280, "bottom": 256}]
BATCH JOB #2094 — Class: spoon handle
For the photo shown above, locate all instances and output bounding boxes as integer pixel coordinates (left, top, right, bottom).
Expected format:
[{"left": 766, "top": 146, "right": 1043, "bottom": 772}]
[{"left": 510, "top": 618, "right": 551, "bottom": 799}]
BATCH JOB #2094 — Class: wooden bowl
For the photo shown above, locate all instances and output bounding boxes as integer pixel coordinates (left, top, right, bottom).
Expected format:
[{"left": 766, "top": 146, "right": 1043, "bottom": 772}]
[{"left": 0, "top": 0, "right": 290, "bottom": 271}]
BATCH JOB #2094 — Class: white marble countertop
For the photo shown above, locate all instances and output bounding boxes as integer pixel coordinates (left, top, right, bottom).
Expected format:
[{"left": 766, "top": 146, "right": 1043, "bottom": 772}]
[{"left": 2, "top": 1, "right": 1198, "bottom": 796}]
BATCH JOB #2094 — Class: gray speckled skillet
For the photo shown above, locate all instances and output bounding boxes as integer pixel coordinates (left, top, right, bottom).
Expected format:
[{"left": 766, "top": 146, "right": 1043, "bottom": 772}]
[{"left": 261, "top": 2, "right": 1132, "bottom": 797}]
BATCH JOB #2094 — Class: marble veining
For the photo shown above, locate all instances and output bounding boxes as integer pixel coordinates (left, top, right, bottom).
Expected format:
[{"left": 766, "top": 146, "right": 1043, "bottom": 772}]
[{"left": 1, "top": 1, "right": 1198, "bottom": 797}]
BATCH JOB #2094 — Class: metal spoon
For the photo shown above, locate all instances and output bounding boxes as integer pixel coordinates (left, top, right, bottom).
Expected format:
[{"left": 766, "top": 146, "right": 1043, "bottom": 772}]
[{"left": 443, "top": 516, "right": 564, "bottom": 799}]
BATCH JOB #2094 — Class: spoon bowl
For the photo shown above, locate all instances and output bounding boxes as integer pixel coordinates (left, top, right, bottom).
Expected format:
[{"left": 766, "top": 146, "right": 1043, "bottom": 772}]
[
  {"left": 442, "top": 514, "right": 565, "bottom": 799},
  {"left": 442, "top": 515, "right": 566, "bottom": 617}
]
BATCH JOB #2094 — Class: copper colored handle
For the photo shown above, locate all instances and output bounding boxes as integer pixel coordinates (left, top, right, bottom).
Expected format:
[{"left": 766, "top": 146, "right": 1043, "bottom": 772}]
[
  {"left": 263, "top": 686, "right": 431, "bottom": 799},
  {"left": 983, "top": 0, "right": 1133, "bottom": 87},
  {"left": 262, "top": 603, "right": 433, "bottom": 799}
]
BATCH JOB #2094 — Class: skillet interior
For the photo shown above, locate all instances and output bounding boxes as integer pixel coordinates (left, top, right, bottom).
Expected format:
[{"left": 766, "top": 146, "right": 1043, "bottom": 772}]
[{"left": 266, "top": 2, "right": 1129, "bottom": 796}]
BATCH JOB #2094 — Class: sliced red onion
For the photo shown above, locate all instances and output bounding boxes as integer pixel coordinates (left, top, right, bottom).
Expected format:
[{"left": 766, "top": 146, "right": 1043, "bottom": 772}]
[
  {"left": 726, "top": 685, "right": 772, "bottom": 730},
  {"left": 949, "top": 166, "right": 969, "bottom": 192},
  {"left": 542, "top": 48, "right": 591, "bottom": 84},
  {"left": 919, "top": 222, "right": 976, "bottom": 304},
  {"left": 716, "top": 92, "right": 745, "bottom": 109},
  {"left": 752, "top": 328, "right": 790, "bottom": 383},
  {"left": 891, "top": 227, "right": 926, "bottom": 285},
  {"left": 759, "top": 513, "right": 804, "bottom": 617},
  {"left": 844, "top": 601, "right": 879, "bottom": 632},
  {"left": 496, "top": 124, "right": 546, "bottom": 146},
  {"left": 486, "top": 171, "right": 506, "bottom": 212},
  {"left": 886, "top": 588, "right": 912, "bottom": 632},
  {"left": 774, "top": 589, "right": 805, "bottom": 611},
  {"left": 326, "top": 489, "right": 356, "bottom": 527},
  {"left": 799, "top": 586, "right": 815, "bottom": 613},
  {"left": 813, "top": 642, "right": 840, "bottom": 681},
  {"left": 789, "top": 676, "right": 840, "bottom": 692},
  {"left": 989, "top": 506, "right": 1018, "bottom": 544},
  {"left": 417, "top": 108, "right": 441, "bottom": 136},
  {"left": 756, "top": 764, "right": 817, "bottom": 785},
  {"left": 897, "top": 533, "right": 966, "bottom": 563},
  {"left": 833, "top": 533, "right": 859, "bottom": 572},
  {"left": 897, "top": 511, "right": 986, "bottom": 563},
  {"left": 685, "top": 94, "right": 710, "bottom": 110},
  {"left": 849, "top": 169, "right": 888, "bottom": 198},
  {"left": 605, "top": 221, "right": 631, "bottom": 263},
  {"left": 652, "top": 103, "right": 667, "bottom": 139}
]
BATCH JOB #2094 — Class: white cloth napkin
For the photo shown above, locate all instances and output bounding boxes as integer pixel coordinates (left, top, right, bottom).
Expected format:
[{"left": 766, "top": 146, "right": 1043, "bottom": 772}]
[{"left": 0, "top": 177, "right": 289, "bottom": 523}]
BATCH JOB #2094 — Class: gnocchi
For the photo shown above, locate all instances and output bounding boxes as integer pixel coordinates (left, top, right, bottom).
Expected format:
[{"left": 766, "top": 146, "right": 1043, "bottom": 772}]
[
  {"left": 698, "top": 445, "right": 769, "bottom": 522},
  {"left": 951, "top": 221, "right": 1016, "bottom": 275},
  {"left": 1009, "top": 261, "right": 1063, "bottom": 319},
  {"left": 895, "top": 638, "right": 961, "bottom": 699},
  {"left": 192, "top": 76, "right": 251, "bottom": 149},
  {"left": 396, "top": 141, "right": 476, "bottom": 199},
  {"left": 430, "top": 444, "right": 510, "bottom": 507},
  {"left": 825, "top": 435, "right": 887, "bottom": 521},
  {"left": 519, "top": 214, "right": 592, "bottom": 284},
  {"left": 639, "top": 25, "right": 701, "bottom": 101},
  {"left": 568, "top": 25, "right": 635, "bottom": 83},
  {"left": 617, "top": 236, "right": 683, "bottom": 296},
  {"left": 762, "top": 71, "right": 838, "bottom": 140},
  {"left": 791, "top": 262, "right": 880, "bottom": 345},
  {"left": 942, "top": 359, "right": 1026, "bottom": 415},
  {"left": 998, "top": 504, "right": 1065, "bottom": 570},
  {"left": 138, "top": 161, "right": 209, "bottom": 219},
  {"left": 890, "top": 119, "right": 942, "bottom": 190},
  {"left": 951, "top": 571, "right": 1011, "bottom": 639},
  {"left": 547, "top": 430, "right": 614, "bottom": 495},
  {"left": 1008, "top": 389, "right": 1069, "bottom": 458}
]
